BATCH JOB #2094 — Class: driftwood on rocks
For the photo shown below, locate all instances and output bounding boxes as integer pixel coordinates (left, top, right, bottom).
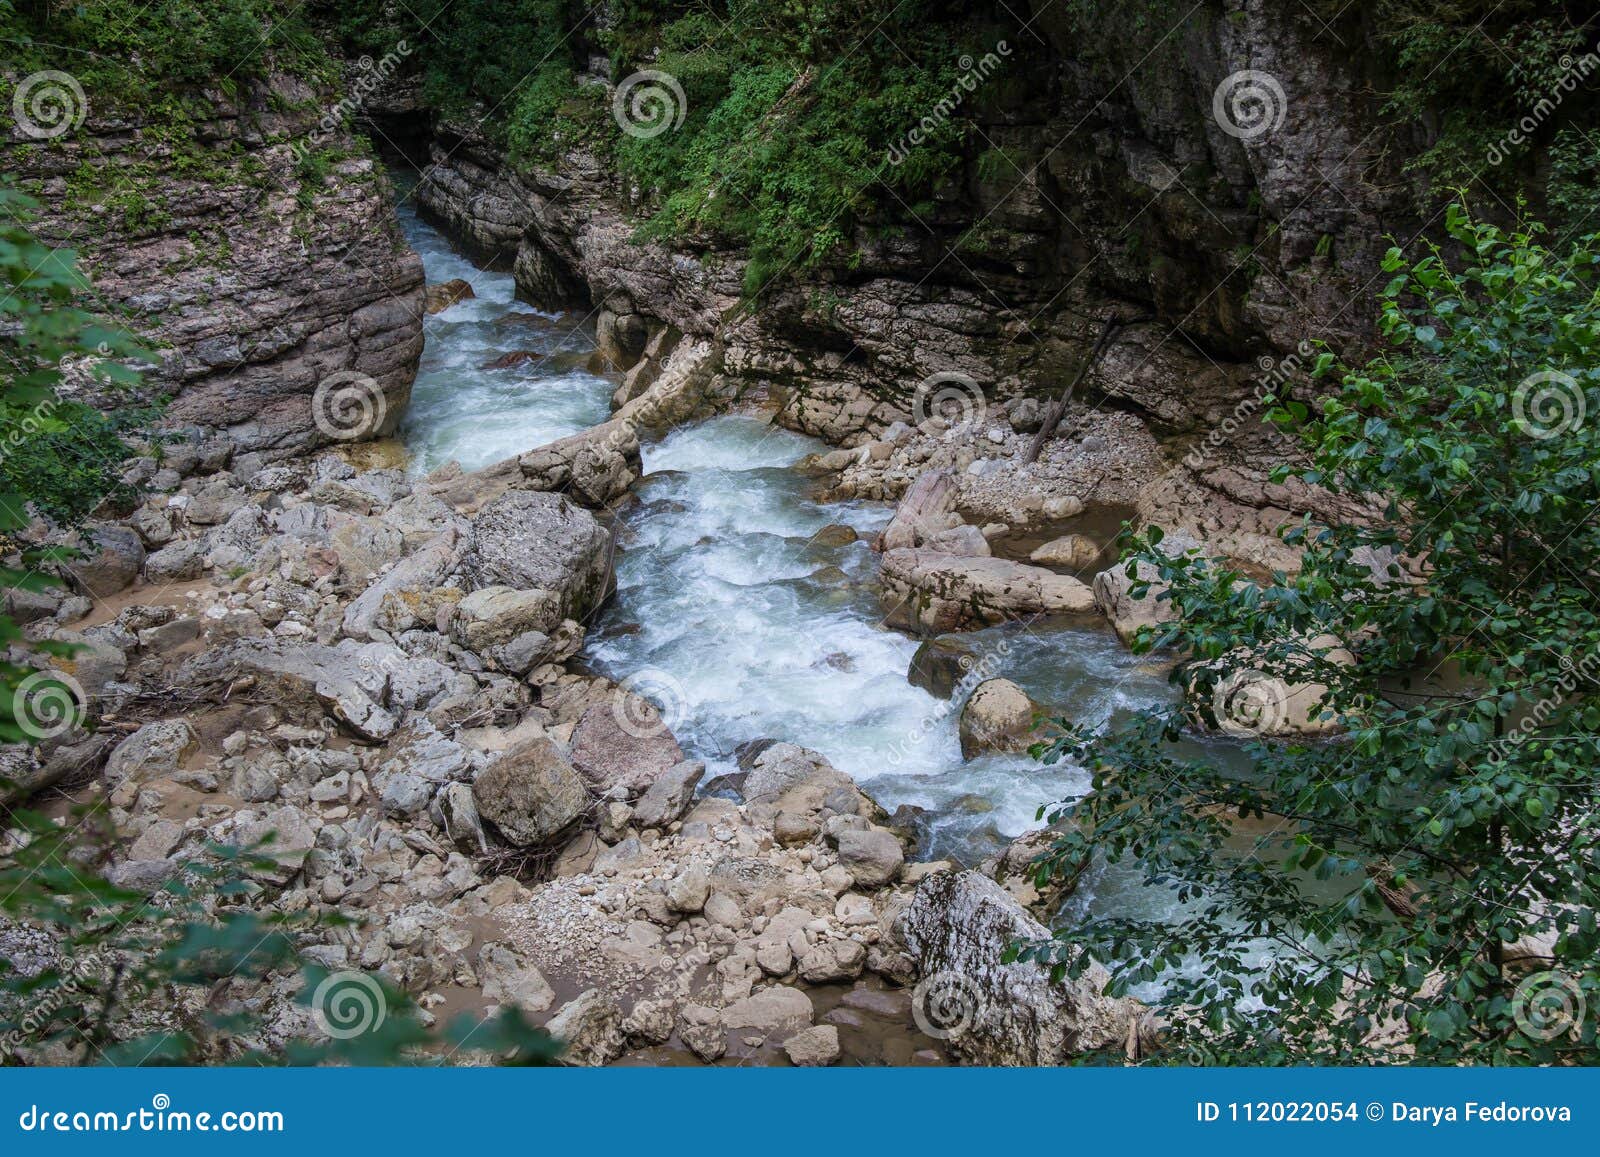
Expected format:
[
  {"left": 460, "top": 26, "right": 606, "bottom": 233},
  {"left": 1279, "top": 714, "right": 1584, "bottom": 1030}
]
[{"left": 1023, "top": 313, "right": 1147, "bottom": 464}]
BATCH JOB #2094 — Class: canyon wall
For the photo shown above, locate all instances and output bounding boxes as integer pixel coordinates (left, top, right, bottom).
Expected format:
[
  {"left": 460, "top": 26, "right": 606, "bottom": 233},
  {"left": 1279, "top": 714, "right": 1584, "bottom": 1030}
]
[
  {"left": 3, "top": 71, "right": 425, "bottom": 460},
  {"left": 399, "top": 0, "right": 1398, "bottom": 550}
]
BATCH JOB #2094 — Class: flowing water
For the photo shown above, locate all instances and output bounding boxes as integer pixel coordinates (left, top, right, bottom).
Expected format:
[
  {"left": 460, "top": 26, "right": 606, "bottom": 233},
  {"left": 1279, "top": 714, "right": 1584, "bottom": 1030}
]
[
  {"left": 394, "top": 202, "right": 1217, "bottom": 936},
  {"left": 395, "top": 197, "right": 612, "bottom": 474}
]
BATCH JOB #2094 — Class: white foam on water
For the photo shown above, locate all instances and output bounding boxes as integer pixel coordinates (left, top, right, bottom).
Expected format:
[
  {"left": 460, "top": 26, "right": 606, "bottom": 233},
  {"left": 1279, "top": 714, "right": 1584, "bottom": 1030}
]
[{"left": 396, "top": 201, "right": 614, "bottom": 474}]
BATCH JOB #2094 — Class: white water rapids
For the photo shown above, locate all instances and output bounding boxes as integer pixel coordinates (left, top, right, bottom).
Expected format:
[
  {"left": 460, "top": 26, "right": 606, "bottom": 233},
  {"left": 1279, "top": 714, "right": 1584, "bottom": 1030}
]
[{"left": 394, "top": 201, "right": 1209, "bottom": 930}]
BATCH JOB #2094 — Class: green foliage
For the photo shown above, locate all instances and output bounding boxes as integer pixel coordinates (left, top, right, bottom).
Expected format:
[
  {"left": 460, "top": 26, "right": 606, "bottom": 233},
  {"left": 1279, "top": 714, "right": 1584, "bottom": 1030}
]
[
  {"left": 0, "top": 804, "right": 560, "bottom": 1066},
  {"left": 0, "top": 184, "right": 153, "bottom": 741},
  {"left": 0, "top": 1, "right": 334, "bottom": 106},
  {"left": 1024, "top": 205, "right": 1600, "bottom": 1064}
]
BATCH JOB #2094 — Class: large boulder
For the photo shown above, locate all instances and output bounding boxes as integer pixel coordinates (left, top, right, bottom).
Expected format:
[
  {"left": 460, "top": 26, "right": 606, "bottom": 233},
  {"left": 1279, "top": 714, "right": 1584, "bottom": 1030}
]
[
  {"left": 1090, "top": 529, "right": 1202, "bottom": 646},
  {"left": 342, "top": 526, "right": 467, "bottom": 639},
  {"left": 631, "top": 759, "right": 705, "bottom": 828},
  {"left": 66, "top": 523, "right": 145, "bottom": 598},
  {"left": 472, "top": 737, "right": 590, "bottom": 847},
  {"left": 881, "top": 550, "right": 1096, "bottom": 632},
  {"left": 881, "top": 470, "right": 961, "bottom": 551},
  {"left": 893, "top": 870, "right": 1142, "bottom": 1065},
  {"left": 567, "top": 695, "right": 686, "bottom": 799},
  {"left": 835, "top": 828, "right": 905, "bottom": 889},
  {"left": 516, "top": 420, "right": 642, "bottom": 508},
  {"left": 1030, "top": 534, "right": 1101, "bottom": 571},
  {"left": 958, "top": 679, "right": 1040, "bottom": 758},
  {"left": 104, "top": 719, "right": 197, "bottom": 787},
  {"left": 461, "top": 491, "right": 613, "bottom": 622},
  {"left": 177, "top": 638, "right": 401, "bottom": 742},
  {"left": 547, "top": 989, "right": 626, "bottom": 1066}
]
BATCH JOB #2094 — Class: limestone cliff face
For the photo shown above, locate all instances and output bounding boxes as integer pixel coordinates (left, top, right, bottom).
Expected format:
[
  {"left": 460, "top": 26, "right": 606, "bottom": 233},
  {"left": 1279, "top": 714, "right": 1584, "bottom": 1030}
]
[
  {"left": 404, "top": 0, "right": 1395, "bottom": 513},
  {"left": 3, "top": 72, "right": 425, "bottom": 457}
]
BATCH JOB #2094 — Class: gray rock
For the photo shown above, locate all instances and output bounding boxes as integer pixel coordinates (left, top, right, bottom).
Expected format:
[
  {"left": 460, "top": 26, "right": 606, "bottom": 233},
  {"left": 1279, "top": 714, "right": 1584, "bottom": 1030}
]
[
  {"left": 623, "top": 998, "right": 677, "bottom": 1045},
  {"left": 237, "top": 805, "right": 317, "bottom": 884},
  {"left": 472, "top": 737, "right": 589, "bottom": 847},
  {"left": 784, "top": 1024, "right": 840, "bottom": 1066},
  {"left": 66, "top": 523, "right": 145, "bottom": 598},
  {"left": 678, "top": 1004, "right": 726, "bottom": 1062},
  {"left": 893, "top": 870, "right": 1142, "bottom": 1066},
  {"left": 433, "top": 781, "right": 489, "bottom": 853},
  {"left": 341, "top": 526, "right": 466, "bottom": 639},
  {"left": 721, "top": 986, "right": 813, "bottom": 1035},
  {"left": 567, "top": 697, "right": 685, "bottom": 799},
  {"left": 798, "top": 939, "right": 867, "bottom": 984},
  {"left": 666, "top": 868, "right": 710, "bottom": 913},
  {"left": 631, "top": 759, "right": 704, "bottom": 828},
  {"left": 462, "top": 491, "right": 613, "bottom": 622},
  {"left": 143, "top": 538, "right": 208, "bottom": 583},
  {"left": 882, "top": 549, "right": 1098, "bottom": 633},
  {"left": 547, "top": 988, "right": 626, "bottom": 1066},
  {"left": 1030, "top": 533, "right": 1102, "bottom": 571},
  {"left": 105, "top": 719, "right": 197, "bottom": 787},
  {"left": 836, "top": 828, "right": 905, "bottom": 889},
  {"left": 958, "top": 679, "right": 1040, "bottom": 759},
  {"left": 477, "top": 943, "right": 555, "bottom": 1013}
]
